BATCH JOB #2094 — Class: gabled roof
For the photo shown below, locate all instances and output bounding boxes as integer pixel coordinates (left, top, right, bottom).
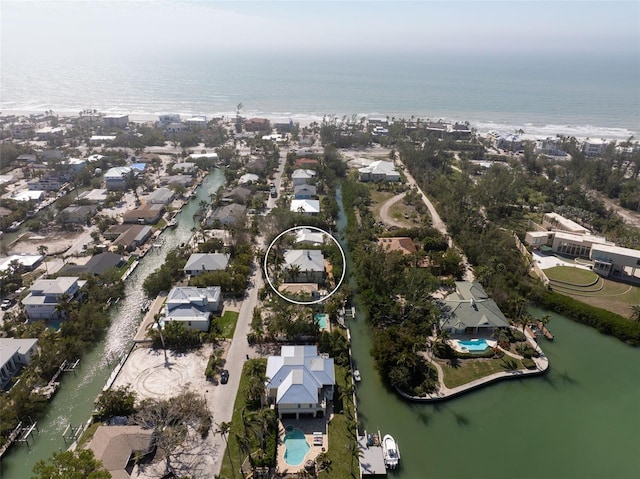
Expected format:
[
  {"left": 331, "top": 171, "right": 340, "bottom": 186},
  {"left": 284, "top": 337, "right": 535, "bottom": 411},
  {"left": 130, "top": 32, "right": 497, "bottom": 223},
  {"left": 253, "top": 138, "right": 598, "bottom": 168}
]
[
  {"left": 358, "top": 160, "right": 397, "bottom": 175},
  {"left": 0, "top": 338, "right": 38, "bottom": 368},
  {"left": 294, "top": 184, "right": 317, "bottom": 195},
  {"left": 291, "top": 169, "right": 316, "bottom": 179},
  {"left": 284, "top": 249, "right": 325, "bottom": 272},
  {"left": 88, "top": 425, "right": 154, "bottom": 477},
  {"left": 29, "top": 277, "right": 78, "bottom": 295},
  {"left": 166, "top": 286, "right": 221, "bottom": 307},
  {"left": 184, "top": 253, "right": 230, "bottom": 272},
  {"left": 295, "top": 228, "right": 325, "bottom": 245},
  {"left": 277, "top": 369, "right": 319, "bottom": 404},
  {"left": 59, "top": 252, "right": 123, "bottom": 276},
  {"left": 290, "top": 199, "right": 320, "bottom": 214}
]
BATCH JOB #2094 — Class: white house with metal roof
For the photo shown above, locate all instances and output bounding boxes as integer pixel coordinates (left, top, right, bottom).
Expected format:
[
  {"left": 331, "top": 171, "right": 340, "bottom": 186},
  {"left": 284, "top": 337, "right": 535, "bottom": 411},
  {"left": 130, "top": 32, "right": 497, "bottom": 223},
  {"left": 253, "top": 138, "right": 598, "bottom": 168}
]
[
  {"left": 164, "top": 286, "right": 222, "bottom": 331},
  {"left": 290, "top": 199, "right": 320, "bottom": 216},
  {"left": 0, "top": 338, "right": 38, "bottom": 389},
  {"left": 22, "top": 277, "right": 86, "bottom": 320},
  {"left": 358, "top": 160, "right": 400, "bottom": 182},
  {"left": 183, "top": 253, "right": 230, "bottom": 277},
  {"left": 283, "top": 249, "right": 325, "bottom": 283},
  {"left": 266, "top": 345, "right": 335, "bottom": 419}
]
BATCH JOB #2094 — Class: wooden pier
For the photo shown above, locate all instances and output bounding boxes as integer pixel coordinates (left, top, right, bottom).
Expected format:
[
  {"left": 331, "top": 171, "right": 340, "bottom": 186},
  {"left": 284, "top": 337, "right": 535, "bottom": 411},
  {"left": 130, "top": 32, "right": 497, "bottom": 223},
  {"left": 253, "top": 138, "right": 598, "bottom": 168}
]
[
  {"left": 0, "top": 420, "right": 39, "bottom": 459},
  {"left": 358, "top": 430, "right": 387, "bottom": 476}
]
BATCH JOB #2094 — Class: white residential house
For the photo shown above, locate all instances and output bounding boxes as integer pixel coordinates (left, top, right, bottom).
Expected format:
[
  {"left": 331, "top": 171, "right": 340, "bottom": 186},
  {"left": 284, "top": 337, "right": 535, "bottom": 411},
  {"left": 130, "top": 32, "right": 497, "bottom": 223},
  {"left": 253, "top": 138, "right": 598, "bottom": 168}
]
[
  {"left": 0, "top": 338, "right": 38, "bottom": 389},
  {"left": 22, "top": 277, "right": 86, "bottom": 320},
  {"left": 145, "top": 187, "right": 175, "bottom": 205},
  {"left": 157, "top": 114, "right": 181, "bottom": 127},
  {"left": 583, "top": 138, "right": 608, "bottom": 157},
  {"left": 295, "top": 228, "right": 325, "bottom": 246},
  {"left": 290, "top": 199, "right": 320, "bottom": 216},
  {"left": 185, "top": 116, "right": 207, "bottom": 130},
  {"left": 184, "top": 253, "right": 230, "bottom": 277},
  {"left": 283, "top": 249, "right": 325, "bottom": 283},
  {"left": 265, "top": 345, "right": 335, "bottom": 419},
  {"left": 104, "top": 167, "right": 134, "bottom": 190},
  {"left": 103, "top": 114, "right": 129, "bottom": 128},
  {"left": 291, "top": 169, "right": 316, "bottom": 187},
  {"left": 358, "top": 160, "right": 400, "bottom": 182},
  {"left": 163, "top": 286, "right": 222, "bottom": 332}
]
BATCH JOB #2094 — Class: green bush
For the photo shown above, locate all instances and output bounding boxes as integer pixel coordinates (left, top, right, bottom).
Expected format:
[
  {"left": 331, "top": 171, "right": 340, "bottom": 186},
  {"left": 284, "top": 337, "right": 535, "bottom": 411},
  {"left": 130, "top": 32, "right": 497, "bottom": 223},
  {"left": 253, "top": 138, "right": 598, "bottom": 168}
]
[{"left": 522, "top": 358, "right": 536, "bottom": 369}]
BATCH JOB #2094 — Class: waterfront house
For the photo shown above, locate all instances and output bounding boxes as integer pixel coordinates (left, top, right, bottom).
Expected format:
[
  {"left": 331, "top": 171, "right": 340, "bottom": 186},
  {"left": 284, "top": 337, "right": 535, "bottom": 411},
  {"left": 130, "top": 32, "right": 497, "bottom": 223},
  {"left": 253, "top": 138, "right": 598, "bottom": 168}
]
[
  {"left": 221, "top": 186, "right": 252, "bottom": 204},
  {"left": 293, "top": 184, "right": 317, "bottom": 199},
  {"left": 244, "top": 118, "right": 270, "bottom": 132},
  {"left": 104, "top": 225, "right": 153, "bottom": 252},
  {"left": 103, "top": 114, "right": 129, "bottom": 128},
  {"left": 265, "top": 345, "right": 335, "bottom": 419},
  {"left": 291, "top": 169, "right": 316, "bottom": 187},
  {"left": 58, "top": 252, "right": 124, "bottom": 277},
  {"left": 185, "top": 116, "right": 207, "bottom": 130},
  {"left": 238, "top": 173, "right": 259, "bottom": 185},
  {"left": 440, "top": 281, "right": 510, "bottom": 335},
  {"left": 183, "top": 253, "right": 230, "bottom": 277},
  {"left": 0, "top": 338, "right": 38, "bottom": 389},
  {"left": 208, "top": 203, "right": 246, "bottom": 227},
  {"left": 87, "top": 425, "right": 155, "bottom": 479},
  {"left": 22, "top": 277, "right": 86, "bottom": 320},
  {"left": 59, "top": 205, "right": 98, "bottom": 224},
  {"left": 145, "top": 187, "right": 175, "bottom": 205},
  {"left": 290, "top": 199, "right": 320, "bottom": 215},
  {"left": 164, "top": 286, "right": 222, "bottom": 331},
  {"left": 358, "top": 160, "right": 400, "bottom": 182},
  {"left": 122, "top": 204, "right": 165, "bottom": 225},
  {"left": 283, "top": 249, "right": 325, "bottom": 284},
  {"left": 583, "top": 138, "right": 608, "bottom": 157}
]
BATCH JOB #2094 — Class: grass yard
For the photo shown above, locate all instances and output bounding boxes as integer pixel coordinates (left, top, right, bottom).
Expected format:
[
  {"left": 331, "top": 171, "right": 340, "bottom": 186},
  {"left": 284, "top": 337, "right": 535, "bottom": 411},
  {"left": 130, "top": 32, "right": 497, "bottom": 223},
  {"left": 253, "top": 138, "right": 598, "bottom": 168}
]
[
  {"left": 436, "top": 356, "right": 525, "bottom": 389},
  {"left": 368, "top": 190, "right": 395, "bottom": 220},
  {"left": 545, "top": 265, "right": 599, "bottom": 285},
  {"left": 216, "top": 310, "right": 239, "bottom": 339}
]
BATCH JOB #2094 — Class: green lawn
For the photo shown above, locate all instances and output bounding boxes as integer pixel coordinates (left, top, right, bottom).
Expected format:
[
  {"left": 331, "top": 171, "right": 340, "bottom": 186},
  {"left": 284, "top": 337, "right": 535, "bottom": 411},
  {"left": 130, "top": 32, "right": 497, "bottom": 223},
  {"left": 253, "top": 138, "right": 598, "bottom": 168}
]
[
  {"left": 437, "top": 356, "right": 525, "bottom": 389},
  {"left": 217, "top": 310, "right": 239, "bottom": 339},
  {"left": 544, "top": 266, "right": 599, "bottom": 285}
]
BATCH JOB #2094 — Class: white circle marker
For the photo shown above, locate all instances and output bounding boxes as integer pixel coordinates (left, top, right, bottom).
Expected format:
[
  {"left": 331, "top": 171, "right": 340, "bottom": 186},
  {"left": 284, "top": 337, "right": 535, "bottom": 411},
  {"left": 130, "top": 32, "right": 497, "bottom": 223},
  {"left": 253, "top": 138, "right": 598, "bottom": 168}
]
[{"left": 263, "top": 225, "right": 347, "bottom": 305}]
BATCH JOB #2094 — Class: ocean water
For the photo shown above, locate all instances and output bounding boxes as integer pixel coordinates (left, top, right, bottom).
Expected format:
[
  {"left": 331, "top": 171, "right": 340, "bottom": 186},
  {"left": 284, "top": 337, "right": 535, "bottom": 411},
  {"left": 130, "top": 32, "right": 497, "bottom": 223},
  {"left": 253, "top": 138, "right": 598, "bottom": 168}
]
[{"left": 1, "top": 50, "right": 638, "bottom": 139}]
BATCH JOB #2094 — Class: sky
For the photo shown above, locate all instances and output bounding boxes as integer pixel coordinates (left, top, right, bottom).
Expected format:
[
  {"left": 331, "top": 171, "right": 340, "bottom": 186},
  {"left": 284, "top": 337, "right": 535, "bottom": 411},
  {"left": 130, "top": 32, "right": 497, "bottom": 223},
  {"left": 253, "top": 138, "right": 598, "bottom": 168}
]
[{"left": 1, "top": 1, "right": 639, "bottom": 57}]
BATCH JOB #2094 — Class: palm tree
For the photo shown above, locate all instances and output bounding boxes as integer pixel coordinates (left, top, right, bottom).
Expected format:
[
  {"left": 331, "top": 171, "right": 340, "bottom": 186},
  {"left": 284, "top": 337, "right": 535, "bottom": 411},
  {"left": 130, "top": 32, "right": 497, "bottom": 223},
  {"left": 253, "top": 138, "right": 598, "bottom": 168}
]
[
  {"left": 37, "top": 245, "right": 49, "bottom": 275},
  {"left": 629, "top": 305, "right": 640, "bottom": 322},
  {"left": 216, "top": 421, "right": 236, "bottom": 479}
]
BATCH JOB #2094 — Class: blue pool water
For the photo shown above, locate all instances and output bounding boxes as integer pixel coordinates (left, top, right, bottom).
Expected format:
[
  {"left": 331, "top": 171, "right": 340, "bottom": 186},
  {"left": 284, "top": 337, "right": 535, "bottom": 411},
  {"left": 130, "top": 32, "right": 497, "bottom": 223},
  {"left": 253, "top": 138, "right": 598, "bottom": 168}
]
[
  {"left": 283, "top": 428, "right": 310, "bottom": 466},
  {"left": 458, "top": 339, "right": 490, "bottom": 352},
  {"left": 314, "top": 314, "right": 327, "bottom": 329}
]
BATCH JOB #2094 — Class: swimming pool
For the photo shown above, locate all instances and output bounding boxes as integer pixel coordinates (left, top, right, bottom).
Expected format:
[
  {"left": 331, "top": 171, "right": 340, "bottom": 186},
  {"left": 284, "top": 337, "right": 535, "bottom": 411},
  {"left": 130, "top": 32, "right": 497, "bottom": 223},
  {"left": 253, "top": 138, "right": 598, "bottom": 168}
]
[
  {"left": 457, "top": 339, "right": 490, "bottom": 352},
  {"left": 314, "top": 313, "right": 327, "bottom": 329},
  {"left": 283, "top": 427, "right": 310, "bottom": 466}
]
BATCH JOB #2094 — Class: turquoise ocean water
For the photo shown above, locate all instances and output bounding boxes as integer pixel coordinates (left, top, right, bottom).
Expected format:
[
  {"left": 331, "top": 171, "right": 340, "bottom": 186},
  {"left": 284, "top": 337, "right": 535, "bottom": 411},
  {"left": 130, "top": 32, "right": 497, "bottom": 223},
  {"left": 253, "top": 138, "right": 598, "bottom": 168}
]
[{"left": 1, "top": 50, "right": 638, "bottom": 139}]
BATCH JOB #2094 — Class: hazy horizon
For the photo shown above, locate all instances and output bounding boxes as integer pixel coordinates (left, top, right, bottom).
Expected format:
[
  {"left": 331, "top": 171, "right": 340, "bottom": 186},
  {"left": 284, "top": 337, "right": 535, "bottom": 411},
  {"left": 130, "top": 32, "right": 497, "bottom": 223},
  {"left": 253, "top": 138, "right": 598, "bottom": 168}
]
[{"left": 2, "top": 1, "right": 639, "bottom": 58}]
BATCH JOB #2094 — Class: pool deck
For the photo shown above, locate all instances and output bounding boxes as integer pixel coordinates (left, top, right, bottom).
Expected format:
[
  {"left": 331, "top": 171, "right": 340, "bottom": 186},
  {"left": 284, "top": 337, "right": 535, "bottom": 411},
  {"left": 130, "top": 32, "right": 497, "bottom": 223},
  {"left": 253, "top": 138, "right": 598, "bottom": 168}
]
[
  {"left": 358, "top": 433, "right": 387, "bottom": 476},
  {"left": 276, "top": 414, "right": 329, "bottom": 475}
]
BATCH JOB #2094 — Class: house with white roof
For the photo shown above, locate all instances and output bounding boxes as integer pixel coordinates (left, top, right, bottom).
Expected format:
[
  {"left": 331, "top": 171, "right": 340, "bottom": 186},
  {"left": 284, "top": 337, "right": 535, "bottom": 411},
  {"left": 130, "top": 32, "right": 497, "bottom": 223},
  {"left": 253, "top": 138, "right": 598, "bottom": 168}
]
[
  {"left": 22, "top": 277, "right": 86, "bottom": 320},
  {"left": 238, "top": 173, "right": 259, "bottom": 185},
  {"left": 583, "top": 138, "right": 608, "bottom": 157},
  {"left": 183, "top": 253, "right": 230, "bottom": 277},
  {"left": 290, "top": 199, "right": 320, "bottom": 216},
  {"left": 104, "top": 166, "right": 134, "bottom": 190},
  {"left": 185, "top": 116, "right": 207, "bottom": 130},
  {"left": 295, "top": 228, "right": 325, "bottom": 246},
  {"left": 283, "top": 249, "right": 325, "bottom": 283},
  {"left": 358, "top": 160, "right": 400, "bottom": 182},
  {"left": 590, "top": 244, "right": 640, "bottom": 280},
  {"left": 0, "top": 338, "right": 38, "bottom": 389},
  {"left": 164, "top": 286, "right": 222, "bottom": 331},
  {"left": 145, "top": 187, "right": 175, "bottom": 205},
  {"left": 13, "top": 190, "right": 45, "bottom": 202},
  {"left": 265, "top": 345, "right": 335, "bottom": 419},
  {"left": 291, "top": 169, "right": 316, "bottom": 187}
]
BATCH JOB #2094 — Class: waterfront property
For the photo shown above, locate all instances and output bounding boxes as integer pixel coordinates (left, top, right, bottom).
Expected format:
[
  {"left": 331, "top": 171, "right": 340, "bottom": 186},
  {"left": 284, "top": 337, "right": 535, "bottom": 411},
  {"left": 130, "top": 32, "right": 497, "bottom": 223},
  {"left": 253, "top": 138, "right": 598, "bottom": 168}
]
[
  {"left": 22, "top": 277, "right": 86, "bottom": 320},
  {"left": 163, "top": 286, "right": 222, "bottom": 331},
  {"left": 265, "top": 345, "right": 335, "bottom": 419},
  {"left": 86, "top": 425, "right": 155, "bottom": 479},
  {"left": 0, "top": 338, "right": 38, "bottom": 389},
  {"left": 440, "top": 281, "right": 510, "bottom": 336}
]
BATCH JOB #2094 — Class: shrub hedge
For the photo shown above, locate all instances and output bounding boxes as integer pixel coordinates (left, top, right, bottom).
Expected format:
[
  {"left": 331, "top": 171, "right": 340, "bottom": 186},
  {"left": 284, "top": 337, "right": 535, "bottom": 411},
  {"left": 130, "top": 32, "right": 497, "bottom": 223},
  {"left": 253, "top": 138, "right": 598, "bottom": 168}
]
[{"left": 537, "top": 291, "right": 640, "bottom": 346}]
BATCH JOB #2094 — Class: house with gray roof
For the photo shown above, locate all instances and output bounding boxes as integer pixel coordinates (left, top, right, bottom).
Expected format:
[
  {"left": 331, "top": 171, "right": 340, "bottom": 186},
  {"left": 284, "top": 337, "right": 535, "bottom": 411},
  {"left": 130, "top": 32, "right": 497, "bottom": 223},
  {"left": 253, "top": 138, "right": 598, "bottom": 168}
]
[
  {"left": 291, "top": 169, "right": 316, "bottom": 187},
  {"left": 283, "top": 249, "right": 325, "bottom": 284},
  {"left": 22, "top": 277, "right": 86, "bottom": 320},
  {"left": 87, "top": 425, "right": 155, "bottom": 479},
  {"left": 440, "top": 281, "right": 510, "bottom": 335},
  {"left": 293, "top": 184, "right": 317, "bottom": 199},
  {"left": 208, "top": 203, "right": 246, "bottom": 227},
  {"left": 184, "top": 253, "right": 230, "bottom": 277},
  {"left": 164, "top": 286, "right": 222, "bottom": 331},
  {"left": 145, "top": 187, "right": 175, "bottom": 205},
  {"left": 59, "top": 252, "right": 124, "bottom": 277},
  {"left": 0, "top": 338, "right": 38, "bottom": 389},
  {"left": 104, "top": 166, "right": 135, "bottom": 190},
  {"left": 358, "top": 160, "right": 400, "bottom": 182},
  {"left": 266, "top": 345, "right": 335, "bottom": 419}
]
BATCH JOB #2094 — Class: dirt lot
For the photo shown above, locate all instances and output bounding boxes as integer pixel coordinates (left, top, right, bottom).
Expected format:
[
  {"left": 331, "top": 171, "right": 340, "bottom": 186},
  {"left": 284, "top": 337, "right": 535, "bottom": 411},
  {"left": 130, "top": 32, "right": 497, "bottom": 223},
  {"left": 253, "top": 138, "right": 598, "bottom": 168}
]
[{"left": 8, "top": 229, "right": 86, "bottom": 256}]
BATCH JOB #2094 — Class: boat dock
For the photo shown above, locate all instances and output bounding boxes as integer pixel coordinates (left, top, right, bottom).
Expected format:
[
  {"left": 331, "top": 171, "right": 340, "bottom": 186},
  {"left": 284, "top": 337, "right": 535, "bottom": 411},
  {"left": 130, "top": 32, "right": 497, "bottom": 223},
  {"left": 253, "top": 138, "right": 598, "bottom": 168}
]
[
  {"left": 358, "top": 430, "right": 387, "bottom": 476},
  {"left": 536, "top": 321, "right": 554, "bottom": 340}
]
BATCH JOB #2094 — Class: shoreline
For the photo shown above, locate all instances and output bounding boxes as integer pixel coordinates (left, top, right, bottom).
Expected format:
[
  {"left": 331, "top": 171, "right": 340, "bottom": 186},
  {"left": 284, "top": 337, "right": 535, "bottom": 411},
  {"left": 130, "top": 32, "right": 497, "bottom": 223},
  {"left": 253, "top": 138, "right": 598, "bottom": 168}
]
[{"left": 1, "top": 108, "right": 637, "bottom": 141}]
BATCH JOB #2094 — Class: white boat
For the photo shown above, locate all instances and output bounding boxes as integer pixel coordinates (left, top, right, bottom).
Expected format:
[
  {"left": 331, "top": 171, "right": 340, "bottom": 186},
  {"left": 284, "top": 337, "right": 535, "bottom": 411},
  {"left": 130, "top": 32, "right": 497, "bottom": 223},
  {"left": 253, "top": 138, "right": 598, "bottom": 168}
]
[
  {"left": 382, "top": 434, "right": 400, "bottom": 469},
  {"left": 353, "top": 369, "right": 361, "bottom": 382}
]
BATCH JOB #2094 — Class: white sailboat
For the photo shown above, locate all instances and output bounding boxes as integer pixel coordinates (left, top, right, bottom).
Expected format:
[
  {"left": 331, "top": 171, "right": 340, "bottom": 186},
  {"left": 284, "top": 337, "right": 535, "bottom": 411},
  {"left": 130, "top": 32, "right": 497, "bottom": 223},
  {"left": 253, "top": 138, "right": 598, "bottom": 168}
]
[{"left": 382, "top": 434, "right": 400, "bottom": 469}]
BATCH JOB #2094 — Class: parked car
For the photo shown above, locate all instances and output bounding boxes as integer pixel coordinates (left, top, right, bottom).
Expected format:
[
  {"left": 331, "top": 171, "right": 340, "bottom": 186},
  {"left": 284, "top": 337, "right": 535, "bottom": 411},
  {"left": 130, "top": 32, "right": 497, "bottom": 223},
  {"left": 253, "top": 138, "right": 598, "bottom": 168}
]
[
  {"left": 220, "top": 369, "right": 229, "bottom": 384},
  {"left": 1, "top": 299, "right": 13, "bottom": 310}
]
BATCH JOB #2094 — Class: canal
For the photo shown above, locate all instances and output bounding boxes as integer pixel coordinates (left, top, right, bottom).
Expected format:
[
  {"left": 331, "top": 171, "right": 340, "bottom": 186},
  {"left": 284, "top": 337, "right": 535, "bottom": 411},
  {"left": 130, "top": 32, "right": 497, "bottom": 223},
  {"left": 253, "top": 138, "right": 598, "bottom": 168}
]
[
  {"left": 336, "top": 187, "right": 640, "bottom": 479},
  {"left": 1, "top": 169, "right": 224, "bottom": 478}
]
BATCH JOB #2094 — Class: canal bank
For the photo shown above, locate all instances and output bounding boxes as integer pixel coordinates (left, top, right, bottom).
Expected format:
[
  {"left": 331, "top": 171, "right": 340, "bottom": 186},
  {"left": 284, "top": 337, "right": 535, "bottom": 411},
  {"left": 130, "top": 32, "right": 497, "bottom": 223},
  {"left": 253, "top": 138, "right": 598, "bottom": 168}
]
[
  {"left": 335, "top": 187, "right": 640, "bottom": 479},
  {"left": 0, "top": 169, "right": 225, "bottom": 478}
]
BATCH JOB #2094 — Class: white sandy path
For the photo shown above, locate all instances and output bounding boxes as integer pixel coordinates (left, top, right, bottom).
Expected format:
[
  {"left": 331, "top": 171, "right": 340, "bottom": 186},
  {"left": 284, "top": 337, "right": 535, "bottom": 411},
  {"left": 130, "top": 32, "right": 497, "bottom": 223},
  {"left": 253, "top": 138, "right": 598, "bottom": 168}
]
[{"left": 378, "top": 192, "right": 411, "bottom": 229}]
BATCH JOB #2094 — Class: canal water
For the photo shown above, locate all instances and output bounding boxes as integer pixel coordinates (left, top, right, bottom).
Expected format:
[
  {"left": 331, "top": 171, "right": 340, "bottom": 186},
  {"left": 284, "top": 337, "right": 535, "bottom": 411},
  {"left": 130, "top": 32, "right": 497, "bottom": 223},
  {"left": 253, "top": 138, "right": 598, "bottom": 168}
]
[
  {"left": 1, "top": 169, "right": 224, "bottom": 478},
  {"left": 336, "top": 187, "right": 640, "bottom": 479}
]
